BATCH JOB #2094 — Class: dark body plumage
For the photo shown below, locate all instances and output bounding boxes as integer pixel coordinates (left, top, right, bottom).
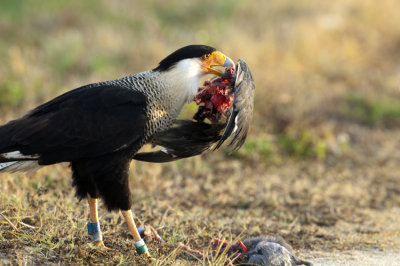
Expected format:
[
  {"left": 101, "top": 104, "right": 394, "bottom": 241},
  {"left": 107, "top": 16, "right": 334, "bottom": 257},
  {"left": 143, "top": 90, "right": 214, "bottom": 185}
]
[
  {"left": 0, "top": 83, "right": 151, "bottom": 210},
  {"left": 0, "top": 85, "right": 148, "bottom": 164},
  {"left": 0, "top": 79, "right": 157, "bottom": 210}
]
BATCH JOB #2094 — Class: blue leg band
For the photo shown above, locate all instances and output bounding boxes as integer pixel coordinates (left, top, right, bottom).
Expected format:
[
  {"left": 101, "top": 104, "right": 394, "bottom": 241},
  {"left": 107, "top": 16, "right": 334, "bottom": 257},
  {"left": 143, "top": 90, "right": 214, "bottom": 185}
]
[
  {"left": 87, "top": 222, "right": 103, "bottom": 242},
  {"left": 138, "top": 227, "right": 145, "bottom": 236}
]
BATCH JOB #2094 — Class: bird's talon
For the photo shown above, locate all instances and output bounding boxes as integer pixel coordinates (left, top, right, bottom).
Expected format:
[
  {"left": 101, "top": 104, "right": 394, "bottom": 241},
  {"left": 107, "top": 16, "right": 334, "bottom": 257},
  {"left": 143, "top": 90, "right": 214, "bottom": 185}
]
[
  {"left": 92, "top": 240, "right": 110, "bottom": 250},
  {"left": 144, "top": 251, "right": 156, "bottom": 261}
]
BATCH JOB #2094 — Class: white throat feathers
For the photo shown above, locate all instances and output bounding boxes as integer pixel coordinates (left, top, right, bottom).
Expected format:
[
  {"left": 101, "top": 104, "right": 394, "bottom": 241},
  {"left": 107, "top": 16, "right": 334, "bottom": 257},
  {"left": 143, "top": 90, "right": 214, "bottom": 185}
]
[{"left": 160, "top": 58, "right": 204, "bottom": 103}]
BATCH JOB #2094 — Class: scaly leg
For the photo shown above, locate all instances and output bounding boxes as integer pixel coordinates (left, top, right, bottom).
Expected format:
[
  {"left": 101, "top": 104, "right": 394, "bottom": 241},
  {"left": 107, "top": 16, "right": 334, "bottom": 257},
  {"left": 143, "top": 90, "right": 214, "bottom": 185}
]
[
  {"left": 121, "top": 210, "right": 153, "bottom": 258},
  {"left": 87, "top": 194, "right": 106, "bottom": 248}
]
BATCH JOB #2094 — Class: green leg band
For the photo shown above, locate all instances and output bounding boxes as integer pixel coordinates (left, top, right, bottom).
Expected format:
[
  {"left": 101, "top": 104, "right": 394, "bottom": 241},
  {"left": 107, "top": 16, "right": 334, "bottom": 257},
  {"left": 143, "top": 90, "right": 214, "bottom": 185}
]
[{"left": 136, "top": 244, "right": 148, "bottom": 255}]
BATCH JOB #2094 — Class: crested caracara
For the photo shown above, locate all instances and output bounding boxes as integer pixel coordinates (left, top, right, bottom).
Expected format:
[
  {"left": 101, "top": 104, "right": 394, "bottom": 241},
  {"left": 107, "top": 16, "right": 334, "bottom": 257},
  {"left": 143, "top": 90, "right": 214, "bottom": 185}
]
[{"left": 0, "top": 45, "right": 254, "bottom": 257}]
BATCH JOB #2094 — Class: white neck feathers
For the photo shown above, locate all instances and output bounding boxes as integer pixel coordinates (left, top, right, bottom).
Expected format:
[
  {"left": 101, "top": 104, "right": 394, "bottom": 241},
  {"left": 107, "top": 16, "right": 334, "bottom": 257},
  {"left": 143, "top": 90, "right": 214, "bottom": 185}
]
[{"left": 160, "top": 58, "right": 203, "bottom": 102}]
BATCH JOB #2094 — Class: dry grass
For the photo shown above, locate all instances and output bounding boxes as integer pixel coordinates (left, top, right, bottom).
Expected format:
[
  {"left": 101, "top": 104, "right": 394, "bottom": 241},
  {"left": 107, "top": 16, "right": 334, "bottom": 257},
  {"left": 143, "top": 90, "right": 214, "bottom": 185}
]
[{"left": 1, "top": 0, "right": 400, "bottom": 265}]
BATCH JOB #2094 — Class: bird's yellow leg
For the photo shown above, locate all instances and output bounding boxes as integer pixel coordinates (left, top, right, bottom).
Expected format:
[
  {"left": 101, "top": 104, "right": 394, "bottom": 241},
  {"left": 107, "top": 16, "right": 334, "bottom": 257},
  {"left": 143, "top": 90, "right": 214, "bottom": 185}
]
[
  {"left": 87, "top": 194, "right": 106, "bottom": 248},
  {"left": 121, "top": 210, "right": 153, "bottom": 259}
]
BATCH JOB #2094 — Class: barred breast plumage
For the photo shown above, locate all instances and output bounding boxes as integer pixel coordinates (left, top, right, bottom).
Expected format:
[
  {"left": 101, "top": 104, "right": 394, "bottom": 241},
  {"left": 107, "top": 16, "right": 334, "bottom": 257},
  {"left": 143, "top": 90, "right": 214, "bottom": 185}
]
[{"left": 101, "top": 70, "right": 191, "bottom": 151}]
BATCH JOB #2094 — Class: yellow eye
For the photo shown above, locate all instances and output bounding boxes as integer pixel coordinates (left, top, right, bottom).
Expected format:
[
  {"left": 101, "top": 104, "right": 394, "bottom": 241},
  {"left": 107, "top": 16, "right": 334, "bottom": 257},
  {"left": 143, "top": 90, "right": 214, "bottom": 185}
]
[{"left": 202, "top": 53, "right": 211, "bottom": 60}]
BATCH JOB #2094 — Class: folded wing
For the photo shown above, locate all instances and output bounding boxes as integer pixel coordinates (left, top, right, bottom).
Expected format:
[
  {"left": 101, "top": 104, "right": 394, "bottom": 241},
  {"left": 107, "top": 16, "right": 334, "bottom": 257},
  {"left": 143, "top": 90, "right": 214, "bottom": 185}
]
[{"left": 0, "top": 85, "right": 148, "bottom": 165}]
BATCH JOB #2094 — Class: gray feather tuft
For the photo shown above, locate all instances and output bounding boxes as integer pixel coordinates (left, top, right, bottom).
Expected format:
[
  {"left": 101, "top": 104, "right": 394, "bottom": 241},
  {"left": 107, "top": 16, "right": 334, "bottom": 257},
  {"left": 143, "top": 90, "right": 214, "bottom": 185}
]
[{"left": 214, "top": 59, "right": 255, "bottom": 151}]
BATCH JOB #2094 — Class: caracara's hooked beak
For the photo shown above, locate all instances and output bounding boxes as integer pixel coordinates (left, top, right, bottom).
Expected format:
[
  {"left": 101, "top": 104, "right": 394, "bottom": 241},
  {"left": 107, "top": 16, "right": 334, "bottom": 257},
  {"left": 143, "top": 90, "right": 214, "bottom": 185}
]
[{"left": 202, "top": 51, "right": 235, "bottom": 76}]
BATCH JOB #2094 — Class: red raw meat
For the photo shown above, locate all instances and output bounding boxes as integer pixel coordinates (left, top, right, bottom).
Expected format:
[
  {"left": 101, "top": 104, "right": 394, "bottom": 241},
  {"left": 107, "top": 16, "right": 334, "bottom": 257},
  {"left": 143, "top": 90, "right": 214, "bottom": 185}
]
[{"left": 193, "top": 68, "right": 235, "bottom": 123}]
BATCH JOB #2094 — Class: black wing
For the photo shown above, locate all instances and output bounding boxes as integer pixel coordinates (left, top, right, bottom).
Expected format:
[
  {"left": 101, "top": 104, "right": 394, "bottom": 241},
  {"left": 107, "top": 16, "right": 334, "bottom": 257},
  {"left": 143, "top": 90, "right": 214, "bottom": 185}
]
[
  {"left": 0, "top": 84, "right": 148, "bottom": 164},
  {"left": 133, "top": 120, "right": 225, "bottom": 162},
  {"left": 214, "top": 59, "right": 255, "bottom": 151}
]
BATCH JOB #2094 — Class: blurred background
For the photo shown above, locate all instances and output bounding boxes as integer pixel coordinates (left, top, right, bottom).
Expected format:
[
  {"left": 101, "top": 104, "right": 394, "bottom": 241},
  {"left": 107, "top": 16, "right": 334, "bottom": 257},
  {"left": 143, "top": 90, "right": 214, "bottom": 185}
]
[{"left": 1, "top": 0, "right": 400, "bottom": 264}]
